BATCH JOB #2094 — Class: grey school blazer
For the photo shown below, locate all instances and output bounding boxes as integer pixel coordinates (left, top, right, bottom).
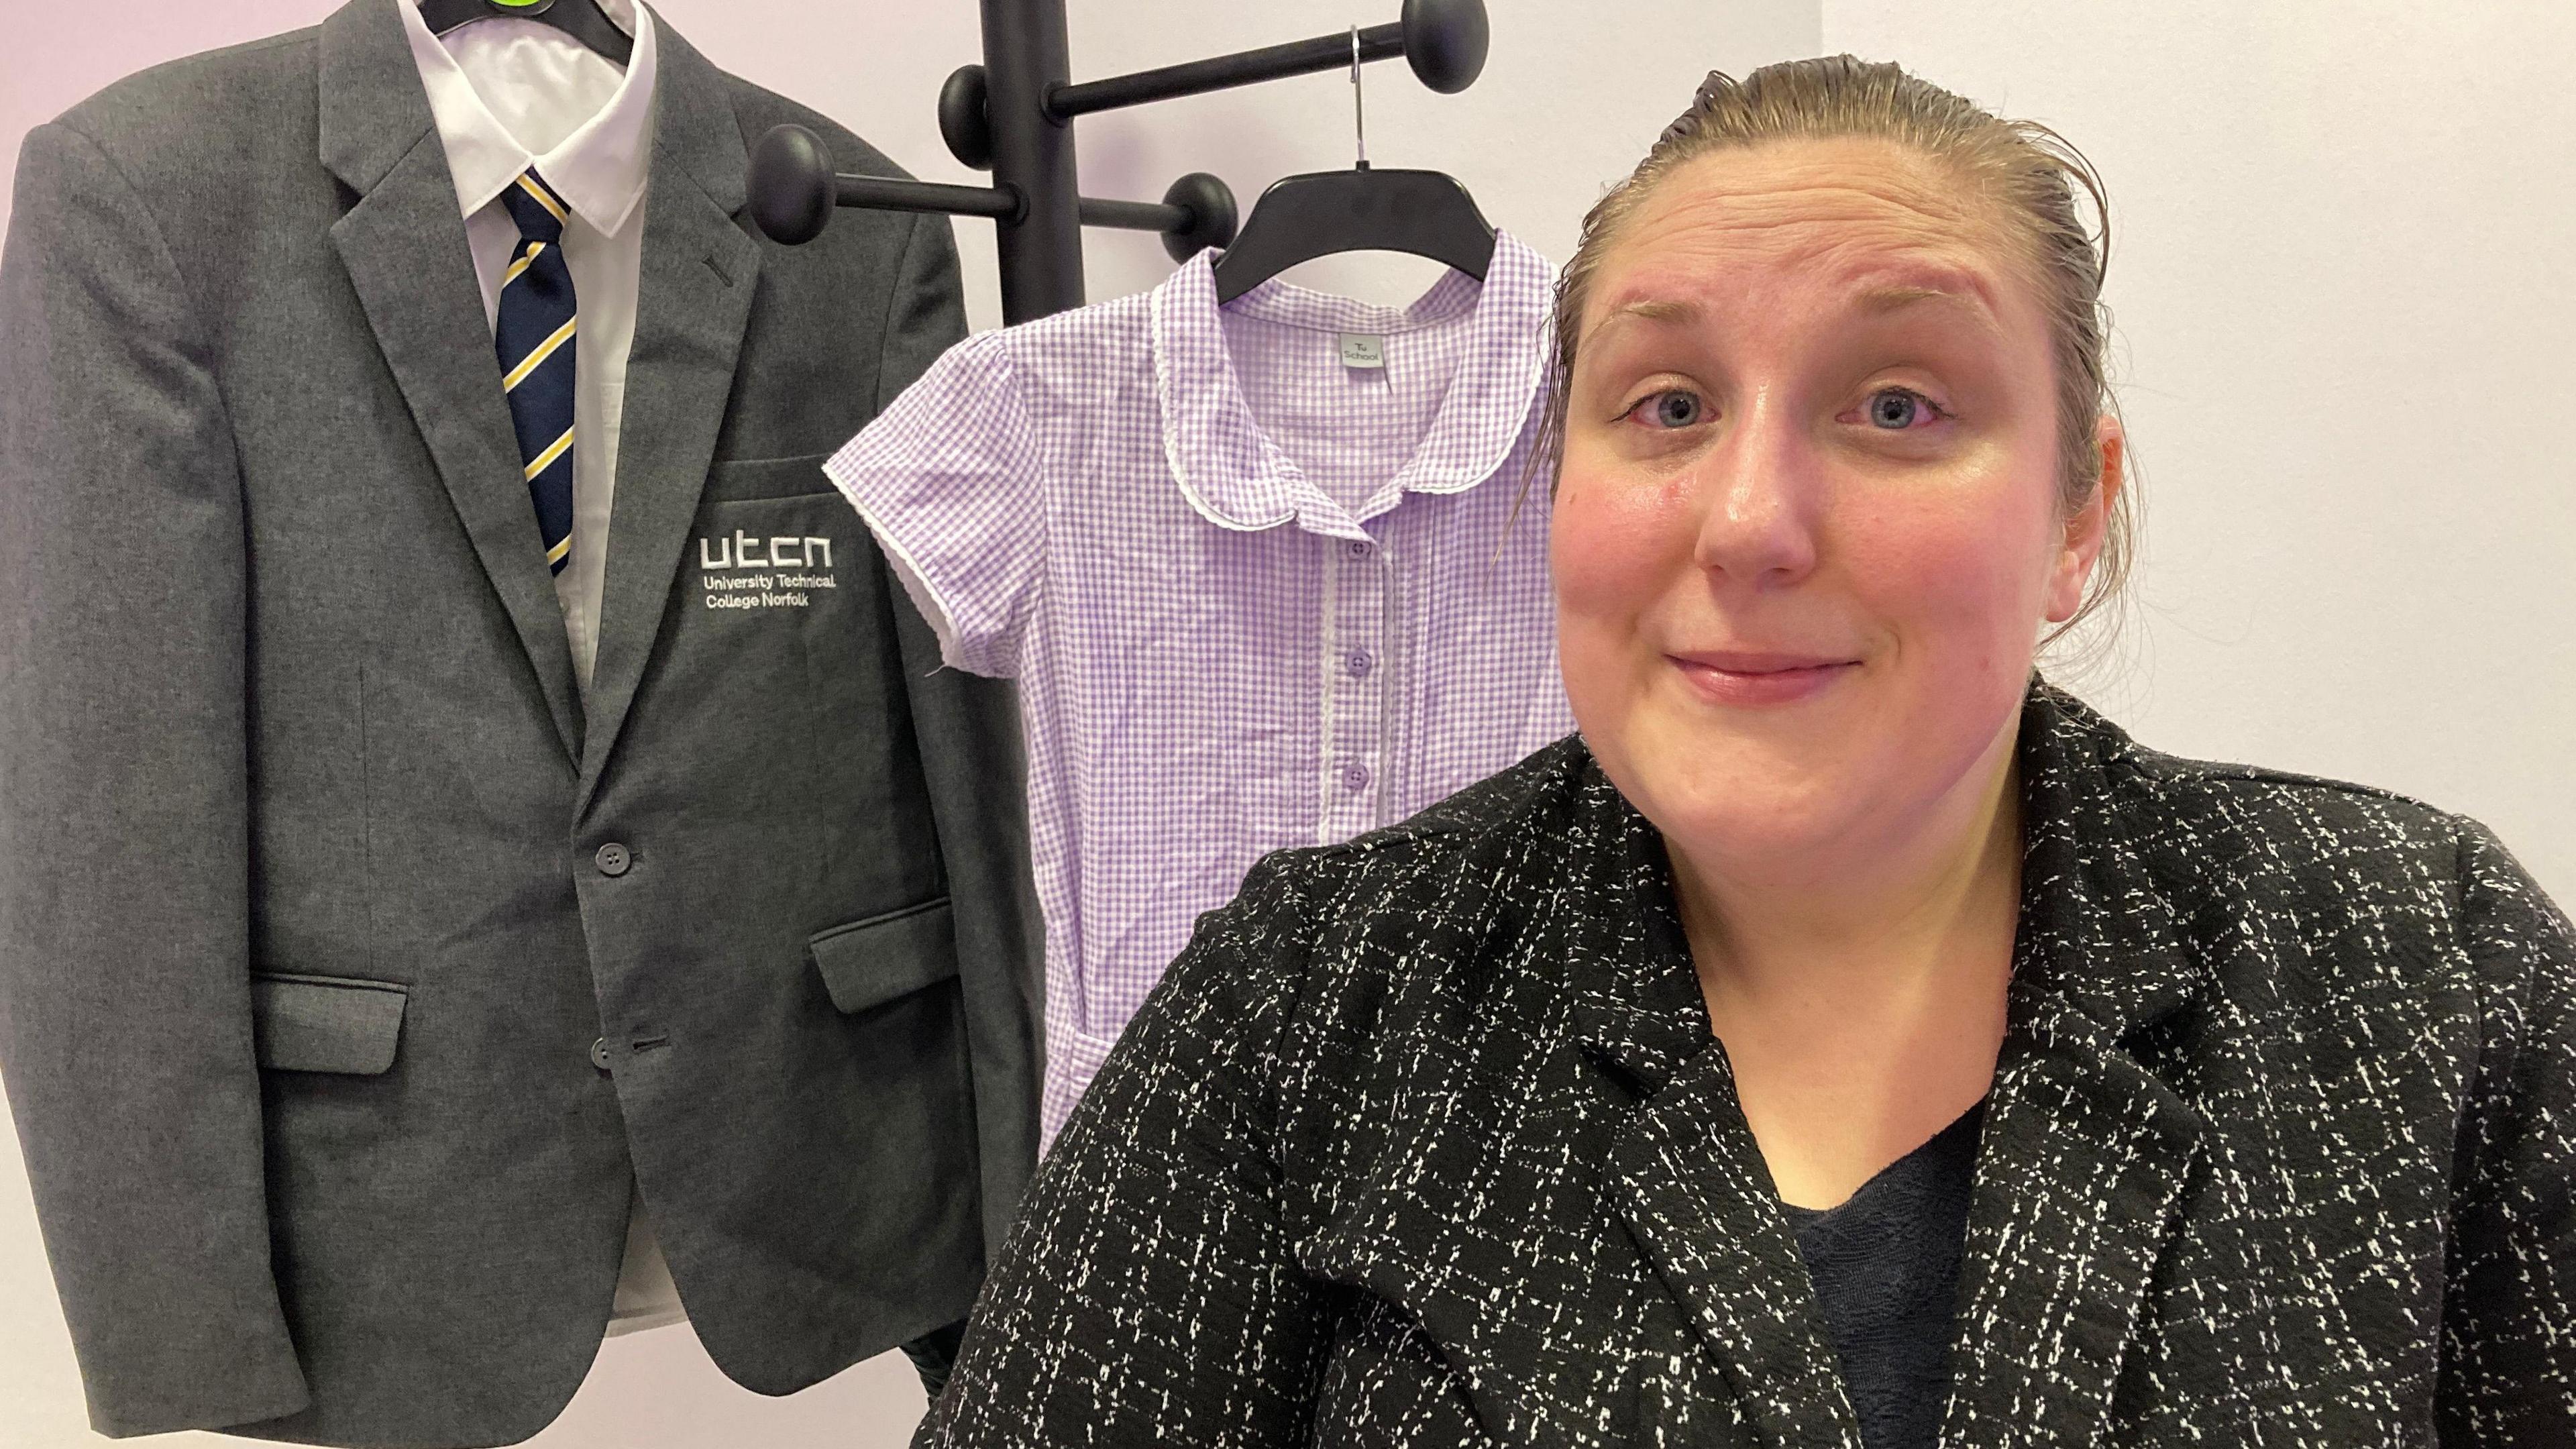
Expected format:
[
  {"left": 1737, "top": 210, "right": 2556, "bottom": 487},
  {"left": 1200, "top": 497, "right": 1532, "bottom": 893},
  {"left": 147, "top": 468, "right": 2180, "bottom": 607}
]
[{"left": 0, "top": 3, "right": 1041, "bottom": 1444}]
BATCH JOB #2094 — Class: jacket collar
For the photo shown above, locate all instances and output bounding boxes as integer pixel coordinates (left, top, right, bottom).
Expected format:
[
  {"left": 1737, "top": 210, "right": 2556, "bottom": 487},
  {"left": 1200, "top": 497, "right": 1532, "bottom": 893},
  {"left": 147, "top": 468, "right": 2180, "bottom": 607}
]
[
  {"left": 1146, "top": 230, "right": 1552, "bottom": 542},
  {"left": 319, "top": 0, "right": 439, "bottom": 196}
]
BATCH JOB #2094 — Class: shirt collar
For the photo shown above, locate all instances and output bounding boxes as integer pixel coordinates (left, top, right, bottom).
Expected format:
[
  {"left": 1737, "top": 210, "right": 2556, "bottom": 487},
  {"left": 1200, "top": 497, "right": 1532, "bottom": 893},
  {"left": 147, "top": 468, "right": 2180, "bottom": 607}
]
[
  {"left": 1148, "top": 230, "right": 1553, "bottom": 540},
  {"left": 396, "top": 0, "right": 659, "bottom": 238}
]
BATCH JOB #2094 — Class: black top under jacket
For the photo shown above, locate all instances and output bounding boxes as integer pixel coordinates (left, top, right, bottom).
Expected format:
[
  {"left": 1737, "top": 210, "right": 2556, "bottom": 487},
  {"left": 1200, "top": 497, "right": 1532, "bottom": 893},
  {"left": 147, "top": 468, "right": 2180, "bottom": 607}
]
[
  {"left": 1781, "top": 1099, "right": 1986, "bottom": 1449},
  {"left": 922, "top": 679, "right": 2576, "bottom": 1447}
]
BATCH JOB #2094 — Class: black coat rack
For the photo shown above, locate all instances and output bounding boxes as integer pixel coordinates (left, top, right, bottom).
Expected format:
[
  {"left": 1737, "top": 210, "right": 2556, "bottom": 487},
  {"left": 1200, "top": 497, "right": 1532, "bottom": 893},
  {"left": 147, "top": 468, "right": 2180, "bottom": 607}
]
[{"left": 745, "top": 0, "right": 1491, "bottom": 326}]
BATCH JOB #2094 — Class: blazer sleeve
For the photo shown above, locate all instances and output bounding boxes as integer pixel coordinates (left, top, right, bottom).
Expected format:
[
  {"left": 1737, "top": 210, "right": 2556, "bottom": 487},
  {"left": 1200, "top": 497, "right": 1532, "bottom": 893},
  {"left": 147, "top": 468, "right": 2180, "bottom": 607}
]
[
  {"left": 0, "top": 122, "right": 310, "bottom": 1433},
  {"left": 2436, "top": 820, "right": 2576, "bottom": 1444},
  {"left": 917, "top": 852, "right": 1336, "bottom": 1448},
  {"left": 873, "top": 214, "right": 1046, "bottom": 1265}
]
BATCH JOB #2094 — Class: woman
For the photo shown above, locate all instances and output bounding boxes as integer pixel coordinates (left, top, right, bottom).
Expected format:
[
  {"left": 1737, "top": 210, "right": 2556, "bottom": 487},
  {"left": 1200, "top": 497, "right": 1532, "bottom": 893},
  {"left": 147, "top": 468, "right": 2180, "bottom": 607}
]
[{"left": 919, "top": 57, "right": 2575, "bottom": 1447}]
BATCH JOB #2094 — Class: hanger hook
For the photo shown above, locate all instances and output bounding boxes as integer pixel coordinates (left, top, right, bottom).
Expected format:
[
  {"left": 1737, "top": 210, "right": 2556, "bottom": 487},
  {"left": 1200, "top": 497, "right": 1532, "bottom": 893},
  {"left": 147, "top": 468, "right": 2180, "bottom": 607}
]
[{"left": 1350, "top": 25, "right": 1369, "bottom": 171}]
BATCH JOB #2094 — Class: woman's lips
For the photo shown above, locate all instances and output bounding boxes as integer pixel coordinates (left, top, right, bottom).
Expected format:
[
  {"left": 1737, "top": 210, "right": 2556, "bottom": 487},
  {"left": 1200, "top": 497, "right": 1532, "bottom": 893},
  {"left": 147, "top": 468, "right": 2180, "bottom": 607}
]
[{"left": 1668, "top": 652, "right": 1859, "bottom": 706}]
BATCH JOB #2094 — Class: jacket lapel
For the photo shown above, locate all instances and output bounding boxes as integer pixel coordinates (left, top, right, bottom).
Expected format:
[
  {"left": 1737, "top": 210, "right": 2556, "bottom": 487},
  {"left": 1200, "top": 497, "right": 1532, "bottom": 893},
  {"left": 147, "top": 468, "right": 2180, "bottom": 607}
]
[
  {"left": 319, "top": 0, "right": 584, "bottom": 763},
  {"left": 1603, "top": 1050, "right": 1868, "bottom": 1449},
  {"left": 1572, "top": 789, "right": 1867, "bottom": 1448},
  {"left": 574, "top": 14, "right": 763, "bottom": 808},
  {"left": 1940, "top": 682, "right": 2210, "bottom": 1444}
]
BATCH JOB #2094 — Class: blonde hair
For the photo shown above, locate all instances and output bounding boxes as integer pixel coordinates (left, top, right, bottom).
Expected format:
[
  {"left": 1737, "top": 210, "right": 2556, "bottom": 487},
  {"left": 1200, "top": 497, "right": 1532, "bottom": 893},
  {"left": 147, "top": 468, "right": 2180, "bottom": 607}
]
[{"left": 1544, "top": 55, "right": 2133, "bottom": 645}]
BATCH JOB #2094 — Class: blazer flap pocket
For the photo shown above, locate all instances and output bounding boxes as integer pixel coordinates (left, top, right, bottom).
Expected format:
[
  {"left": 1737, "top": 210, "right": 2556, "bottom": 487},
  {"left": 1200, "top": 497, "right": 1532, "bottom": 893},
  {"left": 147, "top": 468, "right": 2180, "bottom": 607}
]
[
  {"left": 810, "top": 898, "right": 959, "bottom": 1014},
  {"left": 252, "top": 973, "right": 409, "bottom": 1075},
  {"left": 705, "top": 453, "right": 834, "bottom": 504}
]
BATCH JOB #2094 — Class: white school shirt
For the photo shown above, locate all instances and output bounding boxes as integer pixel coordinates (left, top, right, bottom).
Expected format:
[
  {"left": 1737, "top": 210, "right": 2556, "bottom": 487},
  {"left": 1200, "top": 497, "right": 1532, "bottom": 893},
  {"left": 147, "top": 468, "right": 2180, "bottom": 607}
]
[{"left": 398, "top": 0, "right": 684, "bottom": 1336}]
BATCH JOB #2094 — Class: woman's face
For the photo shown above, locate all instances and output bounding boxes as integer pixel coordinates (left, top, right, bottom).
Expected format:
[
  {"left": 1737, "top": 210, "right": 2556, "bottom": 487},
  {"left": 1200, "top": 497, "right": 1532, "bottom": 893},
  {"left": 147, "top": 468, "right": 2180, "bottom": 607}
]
[{"left": 1552, "top": 138, "right": 2114, "bottom": 881}]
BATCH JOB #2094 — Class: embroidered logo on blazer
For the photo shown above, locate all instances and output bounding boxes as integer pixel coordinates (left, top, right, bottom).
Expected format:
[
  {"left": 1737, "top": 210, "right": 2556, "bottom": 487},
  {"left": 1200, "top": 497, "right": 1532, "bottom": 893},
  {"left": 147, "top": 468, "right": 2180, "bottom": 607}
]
[{"left": 698, "top": 529, "right": 837, "bottom": 611}]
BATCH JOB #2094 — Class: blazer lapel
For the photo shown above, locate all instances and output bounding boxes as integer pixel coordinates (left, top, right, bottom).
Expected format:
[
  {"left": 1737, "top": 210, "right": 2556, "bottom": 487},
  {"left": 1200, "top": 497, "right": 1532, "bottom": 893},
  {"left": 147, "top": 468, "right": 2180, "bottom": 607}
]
[
  {"left": 319, "top": 0, "right": 584, "bottom": 763},
  {"left": 1940, "top": 682, "right": 2211, "bottom": 1444},
  {"left": 1572, "top": 784, "right": 1865, "bottom": 1448},
  {"left": 574, "top": 15, "right": 763, "bottom": 808},
  {"left": 1602, "top": 1050, "right": 1868, "bottom": 1449}
]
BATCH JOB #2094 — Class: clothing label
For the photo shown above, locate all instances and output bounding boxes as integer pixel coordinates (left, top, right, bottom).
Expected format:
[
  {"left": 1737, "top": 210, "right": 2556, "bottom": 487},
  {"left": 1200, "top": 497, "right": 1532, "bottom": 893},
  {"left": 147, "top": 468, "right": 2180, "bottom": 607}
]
[{"left": 1338, "top": 333, "right": 1387, "bottom": 370}]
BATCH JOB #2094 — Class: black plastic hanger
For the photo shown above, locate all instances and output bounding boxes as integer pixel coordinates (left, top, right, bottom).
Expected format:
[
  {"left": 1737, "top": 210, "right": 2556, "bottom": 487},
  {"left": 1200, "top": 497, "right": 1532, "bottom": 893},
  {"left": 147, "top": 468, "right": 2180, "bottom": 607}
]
[
  {"left": 1212, "top": 26, "right": 1494, "bottom": 305},
  {"left": 417, "top": 0, "right": 635, "bottom": 67}
]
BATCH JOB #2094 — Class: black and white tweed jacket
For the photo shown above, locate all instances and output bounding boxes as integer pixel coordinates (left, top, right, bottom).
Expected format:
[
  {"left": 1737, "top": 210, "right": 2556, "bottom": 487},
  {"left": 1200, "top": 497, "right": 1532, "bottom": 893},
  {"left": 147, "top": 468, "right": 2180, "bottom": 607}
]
[{"left": 925, "top": 681, "right": 2575, "bottom": 1446}]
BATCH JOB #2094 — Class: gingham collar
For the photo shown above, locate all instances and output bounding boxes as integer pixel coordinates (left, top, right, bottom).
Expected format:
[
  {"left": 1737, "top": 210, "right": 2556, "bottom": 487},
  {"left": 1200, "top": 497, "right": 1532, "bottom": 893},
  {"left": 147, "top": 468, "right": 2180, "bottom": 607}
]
[{"left": 1148, "top": 229, "right": 1552, "bottom": 540}]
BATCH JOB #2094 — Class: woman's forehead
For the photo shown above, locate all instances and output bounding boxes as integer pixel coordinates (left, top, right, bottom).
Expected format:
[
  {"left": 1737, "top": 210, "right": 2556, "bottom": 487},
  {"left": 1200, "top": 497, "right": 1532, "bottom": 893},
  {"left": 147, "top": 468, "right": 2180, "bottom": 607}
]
[{"left": 1588, "top": 139, "right": 2024, "bottom": 328}]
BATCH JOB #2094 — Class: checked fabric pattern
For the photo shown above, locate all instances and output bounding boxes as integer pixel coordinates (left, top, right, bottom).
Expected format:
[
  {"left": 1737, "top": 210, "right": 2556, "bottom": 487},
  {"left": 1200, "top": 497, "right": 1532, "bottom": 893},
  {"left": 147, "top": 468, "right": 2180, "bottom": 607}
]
[
  {"left": 920, "top": 680, "right": 2576, "bottom": 1446},
  {"left": 496, "top": 169, "right": 577, "bottom": 574},
  {"left": 826, "top": 233, "right": 1572, "bottom": 1146}
]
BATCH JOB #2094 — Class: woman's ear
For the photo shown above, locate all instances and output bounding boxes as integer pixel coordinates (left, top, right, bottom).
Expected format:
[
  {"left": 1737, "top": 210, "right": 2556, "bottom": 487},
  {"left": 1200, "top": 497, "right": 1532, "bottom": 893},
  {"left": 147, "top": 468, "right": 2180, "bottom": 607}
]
[{"left": 2044, "top": 415, "right": 2124, "bottom": 625}]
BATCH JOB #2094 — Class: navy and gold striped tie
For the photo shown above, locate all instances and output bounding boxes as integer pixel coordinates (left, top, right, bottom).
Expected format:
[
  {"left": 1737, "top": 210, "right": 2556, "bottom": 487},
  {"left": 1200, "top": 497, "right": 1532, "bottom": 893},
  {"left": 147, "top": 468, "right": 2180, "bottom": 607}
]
[{"left": 496, "top": 170, "right": 577, "bottom": 575}]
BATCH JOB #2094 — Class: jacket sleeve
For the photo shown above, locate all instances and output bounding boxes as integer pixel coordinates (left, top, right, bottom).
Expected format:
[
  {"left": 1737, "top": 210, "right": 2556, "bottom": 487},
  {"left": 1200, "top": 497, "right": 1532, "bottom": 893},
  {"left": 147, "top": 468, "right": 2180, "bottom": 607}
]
[
  {"left": 2436, "top": 820, "right": 2576, "bottom": 1444},
  {"left": 872, "top": 213, "right": 1046, "bottom": 1268},
  {"left": 918, "top": 852, "right": 1336, "bottom": 1448},
  {"left": 0, "top": 121, "right": 310, "bottom": 1434}
]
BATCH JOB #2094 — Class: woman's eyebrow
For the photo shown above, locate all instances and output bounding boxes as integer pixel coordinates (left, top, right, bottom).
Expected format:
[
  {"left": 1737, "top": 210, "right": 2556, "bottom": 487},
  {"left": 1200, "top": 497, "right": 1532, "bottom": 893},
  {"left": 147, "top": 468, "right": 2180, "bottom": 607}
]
[
  {"left": 1582, "top": 297, "right": 1701, "bottom": 348},
  {"left": 1852, "top": 272, "right": 2005, "bottom": 335}
]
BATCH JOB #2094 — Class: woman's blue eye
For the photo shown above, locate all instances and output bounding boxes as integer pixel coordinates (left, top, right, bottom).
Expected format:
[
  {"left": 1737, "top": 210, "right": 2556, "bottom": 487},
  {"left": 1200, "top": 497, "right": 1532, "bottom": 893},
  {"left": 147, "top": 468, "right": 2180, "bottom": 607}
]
[
  {"left": 1630, "top": 390, "right": 1705, "bottom": 429},
  {"left": 1866, "top": 388, "right": 1939, "bottom": 429}
]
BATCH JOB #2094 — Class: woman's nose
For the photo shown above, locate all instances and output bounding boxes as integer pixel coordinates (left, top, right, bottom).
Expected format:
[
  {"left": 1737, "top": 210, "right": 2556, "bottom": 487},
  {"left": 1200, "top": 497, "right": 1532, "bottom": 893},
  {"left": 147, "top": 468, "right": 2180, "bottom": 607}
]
[{"left": 1688, "top": 394, "right": 1821, "bottom": 588}]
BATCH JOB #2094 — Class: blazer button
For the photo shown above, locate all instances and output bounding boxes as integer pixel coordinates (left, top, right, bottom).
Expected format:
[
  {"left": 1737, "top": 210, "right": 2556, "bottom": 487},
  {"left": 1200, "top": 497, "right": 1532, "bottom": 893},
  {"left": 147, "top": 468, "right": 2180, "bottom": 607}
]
[
  {"left": 590, "top": 1038, "right": 613, "bottom": 1073},
  {"left": 594, "top": 842, "right": 631, "bottom": 877}
]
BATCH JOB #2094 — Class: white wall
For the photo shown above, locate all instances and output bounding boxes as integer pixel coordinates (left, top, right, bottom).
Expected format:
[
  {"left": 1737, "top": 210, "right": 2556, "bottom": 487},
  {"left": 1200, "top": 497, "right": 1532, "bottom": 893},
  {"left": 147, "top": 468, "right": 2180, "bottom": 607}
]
[
  {"left": 0, "top": 2, "right": 1813, "bottom": 1444},
  {"left": 1819, "top": 0, "right": 2576, "bottom": 902}
]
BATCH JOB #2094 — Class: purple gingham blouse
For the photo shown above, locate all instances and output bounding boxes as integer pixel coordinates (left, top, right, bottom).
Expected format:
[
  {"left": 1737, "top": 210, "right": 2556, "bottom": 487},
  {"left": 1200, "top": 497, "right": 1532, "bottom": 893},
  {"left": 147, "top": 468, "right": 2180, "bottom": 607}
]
[{"left": 824, "top": 233, "right": 1572, "bottom": 1144}]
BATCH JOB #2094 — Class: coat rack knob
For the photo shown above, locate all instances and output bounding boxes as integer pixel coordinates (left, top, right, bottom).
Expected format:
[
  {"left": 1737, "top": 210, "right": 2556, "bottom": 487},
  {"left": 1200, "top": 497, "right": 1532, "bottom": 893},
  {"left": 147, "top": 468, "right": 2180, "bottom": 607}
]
[
  {"left": 1401, "top": 0, "right": 1489, "bottom": 94},
  {"left": 748, "top": 124, "right": 838, "bottom": 244},
  {"left": 940, "top": 65, "right": 996, "bottom": 170},
  {"left": 1160, "top": 172, "right": 1240, "bottom": 262}
]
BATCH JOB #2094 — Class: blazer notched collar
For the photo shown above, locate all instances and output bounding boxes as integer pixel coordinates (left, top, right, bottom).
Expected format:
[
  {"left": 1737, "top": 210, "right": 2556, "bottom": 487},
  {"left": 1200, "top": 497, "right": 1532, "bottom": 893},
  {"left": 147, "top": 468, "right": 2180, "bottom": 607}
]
[
  {"left": 319, "top": 0, "right": 761, "bottom": 797},
  {"left": 1549, "top": 683, "right": 2210, "bottom": 1444}
]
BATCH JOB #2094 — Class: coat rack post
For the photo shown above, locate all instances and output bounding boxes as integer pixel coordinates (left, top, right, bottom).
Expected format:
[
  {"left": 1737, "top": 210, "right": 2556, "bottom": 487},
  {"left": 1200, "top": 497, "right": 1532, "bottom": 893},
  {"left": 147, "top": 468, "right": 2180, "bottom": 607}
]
[{"left": 980, "top": 0, "right": 1086, "bottom": 323}]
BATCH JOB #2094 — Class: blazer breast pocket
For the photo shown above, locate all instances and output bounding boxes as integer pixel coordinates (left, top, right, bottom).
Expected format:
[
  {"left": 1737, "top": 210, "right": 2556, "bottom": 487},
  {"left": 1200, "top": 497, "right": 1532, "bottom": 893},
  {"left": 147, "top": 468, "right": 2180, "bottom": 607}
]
[{"left": 657, "top": 454, "right": 932, "bottom": 904}]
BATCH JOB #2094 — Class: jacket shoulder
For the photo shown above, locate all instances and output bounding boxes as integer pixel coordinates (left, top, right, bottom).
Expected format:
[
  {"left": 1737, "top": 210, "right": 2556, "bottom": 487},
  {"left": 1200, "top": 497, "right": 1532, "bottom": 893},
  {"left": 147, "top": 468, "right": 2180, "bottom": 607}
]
[
  {"left": 2118, "top": 726, "right": 2469, "bottom": 877},
  {"left": 2043, "top": 682, "right": 2473, "bottom": 883},
  {"left": 44, "top": 29, "right": 317, "bottom": 168}
]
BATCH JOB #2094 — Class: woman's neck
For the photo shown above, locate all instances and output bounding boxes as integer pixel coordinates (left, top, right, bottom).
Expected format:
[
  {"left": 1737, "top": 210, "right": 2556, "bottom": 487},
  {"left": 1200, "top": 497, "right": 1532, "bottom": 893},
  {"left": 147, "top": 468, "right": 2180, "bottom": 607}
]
[
  {"left": 1669, "top": 718, "right": 2023, "bottom": 1012},
  {"left": 1667, "top": 717, "right": 2025, "bottom": 1209}
]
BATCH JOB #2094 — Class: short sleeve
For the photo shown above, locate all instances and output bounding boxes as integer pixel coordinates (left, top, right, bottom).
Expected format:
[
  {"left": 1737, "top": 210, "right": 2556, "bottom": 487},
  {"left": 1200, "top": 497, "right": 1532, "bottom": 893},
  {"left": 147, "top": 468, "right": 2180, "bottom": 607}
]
[{"left": 824, "top": 329, "right": 1044, "bottom": 678}]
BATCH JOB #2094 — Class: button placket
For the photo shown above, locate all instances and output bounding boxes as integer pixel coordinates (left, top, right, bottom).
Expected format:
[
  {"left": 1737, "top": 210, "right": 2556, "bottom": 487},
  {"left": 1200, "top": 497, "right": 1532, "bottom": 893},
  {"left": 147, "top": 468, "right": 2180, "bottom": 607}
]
[{"left": 1326, "top": 532, "right": 1387, "bottom": 836}]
